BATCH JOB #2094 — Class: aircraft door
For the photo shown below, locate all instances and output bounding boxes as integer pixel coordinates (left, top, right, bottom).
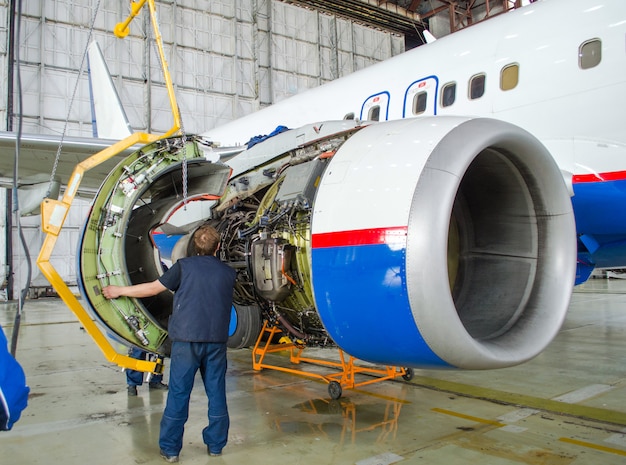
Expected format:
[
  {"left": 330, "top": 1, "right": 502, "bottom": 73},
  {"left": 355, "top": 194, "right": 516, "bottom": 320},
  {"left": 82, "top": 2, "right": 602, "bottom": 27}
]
[
  {"left": 403, "top": 76, "right": 439, "bottom": 117},
  {"left": 360, "top": 92, "right": 390, "bottom": 121}
]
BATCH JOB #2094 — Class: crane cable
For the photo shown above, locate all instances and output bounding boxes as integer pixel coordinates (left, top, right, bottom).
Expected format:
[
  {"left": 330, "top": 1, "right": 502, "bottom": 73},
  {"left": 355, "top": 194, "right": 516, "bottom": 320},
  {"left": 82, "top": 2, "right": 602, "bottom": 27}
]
[{"left": 48, "top": 0, "right": 102, "bottom": 193}]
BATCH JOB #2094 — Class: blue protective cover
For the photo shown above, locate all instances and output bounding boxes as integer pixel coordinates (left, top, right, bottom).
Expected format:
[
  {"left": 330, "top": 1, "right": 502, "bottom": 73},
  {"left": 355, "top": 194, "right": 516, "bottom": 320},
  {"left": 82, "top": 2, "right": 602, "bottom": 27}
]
[{"left": 0, "top": 323, "right": 29, "bottom": 431}]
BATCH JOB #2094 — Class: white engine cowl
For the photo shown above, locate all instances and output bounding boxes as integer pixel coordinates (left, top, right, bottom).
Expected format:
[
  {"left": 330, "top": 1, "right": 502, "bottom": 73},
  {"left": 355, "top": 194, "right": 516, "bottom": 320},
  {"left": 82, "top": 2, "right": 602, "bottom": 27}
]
[{"left": 310, "top": 117, "right": 576, "bottom": 369}]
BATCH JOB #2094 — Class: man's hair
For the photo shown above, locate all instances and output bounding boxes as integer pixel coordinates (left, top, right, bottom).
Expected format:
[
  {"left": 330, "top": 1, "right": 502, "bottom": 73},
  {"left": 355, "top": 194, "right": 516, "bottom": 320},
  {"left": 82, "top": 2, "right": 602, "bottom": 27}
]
[{"left": 193, "top": 225, "right": 220, "bottom": 256}]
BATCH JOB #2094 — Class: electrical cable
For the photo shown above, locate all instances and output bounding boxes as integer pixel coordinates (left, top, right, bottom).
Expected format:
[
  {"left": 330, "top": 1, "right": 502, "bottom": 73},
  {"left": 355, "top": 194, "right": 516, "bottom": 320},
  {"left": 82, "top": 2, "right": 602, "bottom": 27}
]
[{"left": 9, "top": 0, "right": 28, "bottom": 357}]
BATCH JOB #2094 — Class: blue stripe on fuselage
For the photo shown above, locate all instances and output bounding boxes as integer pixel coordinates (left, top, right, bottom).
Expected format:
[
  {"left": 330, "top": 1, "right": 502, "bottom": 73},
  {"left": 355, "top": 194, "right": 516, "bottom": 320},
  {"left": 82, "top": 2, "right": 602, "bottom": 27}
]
[{"left": 311, "top": 241, "right": 450, "bottom": 368}]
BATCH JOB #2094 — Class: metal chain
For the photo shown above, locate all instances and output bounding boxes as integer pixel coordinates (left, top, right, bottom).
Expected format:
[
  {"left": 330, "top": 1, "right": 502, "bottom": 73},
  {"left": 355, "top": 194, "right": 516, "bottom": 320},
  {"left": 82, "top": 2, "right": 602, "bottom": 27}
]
[
  {"left": 49, "top": 0, "right": 102, "bottom": 197},
  {"left": 179, "top": 107, "right": 188, "bottom": 210}
]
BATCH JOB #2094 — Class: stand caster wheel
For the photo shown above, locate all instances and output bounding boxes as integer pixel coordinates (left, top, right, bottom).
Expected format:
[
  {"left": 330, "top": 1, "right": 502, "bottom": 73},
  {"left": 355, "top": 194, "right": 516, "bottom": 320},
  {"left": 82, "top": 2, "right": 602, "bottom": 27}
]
[
  {"left": 328, "top": 381, "right": 342, "bottom": 400},
  {"left": 402, "top": 368, "right": 414, "bottom": 381}
]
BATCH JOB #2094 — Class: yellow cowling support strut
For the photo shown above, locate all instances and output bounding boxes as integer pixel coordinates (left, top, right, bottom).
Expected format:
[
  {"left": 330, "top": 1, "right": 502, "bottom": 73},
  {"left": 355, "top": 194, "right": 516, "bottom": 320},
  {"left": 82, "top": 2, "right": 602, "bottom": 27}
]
[
  {"left": 38, "top": 134, "right": 163, "bottom": 373},
  {"left": 36, "top": 0, "right": 183, "bottom": 374}
]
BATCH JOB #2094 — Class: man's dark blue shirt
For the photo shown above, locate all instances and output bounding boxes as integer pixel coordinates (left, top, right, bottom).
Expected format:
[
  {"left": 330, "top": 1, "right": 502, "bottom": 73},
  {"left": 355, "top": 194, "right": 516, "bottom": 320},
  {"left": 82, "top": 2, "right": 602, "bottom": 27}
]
[{"left": 159, "top": 255, "right": 236, "bottom": 343}]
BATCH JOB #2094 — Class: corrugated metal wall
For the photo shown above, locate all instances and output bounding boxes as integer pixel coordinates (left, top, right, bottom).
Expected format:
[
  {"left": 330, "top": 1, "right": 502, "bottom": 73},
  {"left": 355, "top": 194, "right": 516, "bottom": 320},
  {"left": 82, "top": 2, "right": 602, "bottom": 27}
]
[
  {"left": 0, "top": 0, "right": 404, "bottom": 296},
  {"left": 2, "top": 0, "right": 404, "bottom": 136}
]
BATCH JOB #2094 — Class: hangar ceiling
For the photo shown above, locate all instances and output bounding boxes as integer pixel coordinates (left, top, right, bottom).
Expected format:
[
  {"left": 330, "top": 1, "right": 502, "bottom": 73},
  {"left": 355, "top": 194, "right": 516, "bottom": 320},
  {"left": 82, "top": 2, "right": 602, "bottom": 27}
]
[{"left": 286, "top": 0, "right": 531, "bottom": 46}]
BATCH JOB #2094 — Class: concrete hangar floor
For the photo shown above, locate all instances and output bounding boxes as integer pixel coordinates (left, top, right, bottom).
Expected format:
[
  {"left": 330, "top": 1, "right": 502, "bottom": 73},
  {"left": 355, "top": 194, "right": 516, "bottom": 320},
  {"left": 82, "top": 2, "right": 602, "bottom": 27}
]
[{"left": 1, "top": 279, "right": 625, "bottom": 465}]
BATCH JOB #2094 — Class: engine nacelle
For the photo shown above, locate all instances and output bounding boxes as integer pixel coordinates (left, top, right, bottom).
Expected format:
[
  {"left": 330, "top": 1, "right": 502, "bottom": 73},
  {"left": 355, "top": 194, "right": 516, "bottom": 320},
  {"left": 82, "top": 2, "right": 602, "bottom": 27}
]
[
  {"left": 79, "top": 117, "right": 575, "bottom": 370},
  {"left": 310, "top": 117, "right": 575, "bottom": 369}
]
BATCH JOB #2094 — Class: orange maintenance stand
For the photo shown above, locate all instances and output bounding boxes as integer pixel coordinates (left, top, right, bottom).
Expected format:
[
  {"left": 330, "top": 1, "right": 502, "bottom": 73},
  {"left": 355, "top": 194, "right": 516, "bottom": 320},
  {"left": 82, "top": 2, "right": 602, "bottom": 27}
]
[{"left": 251, "top": 320, "right": 414, "bottom": 399}]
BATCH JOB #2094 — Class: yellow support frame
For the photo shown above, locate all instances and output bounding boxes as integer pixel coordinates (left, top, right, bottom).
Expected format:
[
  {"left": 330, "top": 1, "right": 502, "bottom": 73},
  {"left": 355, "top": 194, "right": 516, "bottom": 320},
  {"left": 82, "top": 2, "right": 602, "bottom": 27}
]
[
  {"left": 36, "top": 0, "right": 181, "bottom": 374},
  {"left": 252, "top": 321, "right": 412, "bottom": 399}
]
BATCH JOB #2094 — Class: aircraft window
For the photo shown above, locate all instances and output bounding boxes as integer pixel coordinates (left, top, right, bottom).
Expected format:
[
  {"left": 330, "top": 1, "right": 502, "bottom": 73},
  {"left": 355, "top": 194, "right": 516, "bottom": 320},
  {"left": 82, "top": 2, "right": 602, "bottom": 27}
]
[
  {"left": 412, "top": 91, "right": 428, "bottom": 115},
  {"left": 579, "top": 39, "right": 601, "bottom": 69},
  {"left": 344, "top": 112, "right": 355, "bottom": 120},
  {"left": 368, "top": 105, "right": 380, "bottom": 121},
  {"left": 469, "top": 73, "right": 486, "bottom": 99},
  {"left": 500, "top": 64, "right": 519, "bottom": 91},
  {"left": 441, "top": 82, "right": 456, "bottom": 107}
]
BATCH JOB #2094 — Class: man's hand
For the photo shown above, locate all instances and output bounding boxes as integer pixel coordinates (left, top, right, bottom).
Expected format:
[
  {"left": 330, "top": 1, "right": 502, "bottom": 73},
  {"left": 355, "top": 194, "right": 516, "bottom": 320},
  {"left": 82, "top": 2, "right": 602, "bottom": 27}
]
[
  {"left": 101, "top": 280, "right": 166, "bottom": 299},
  {"left": 102, "top": 285, "right": 122, "bottom": 300}
]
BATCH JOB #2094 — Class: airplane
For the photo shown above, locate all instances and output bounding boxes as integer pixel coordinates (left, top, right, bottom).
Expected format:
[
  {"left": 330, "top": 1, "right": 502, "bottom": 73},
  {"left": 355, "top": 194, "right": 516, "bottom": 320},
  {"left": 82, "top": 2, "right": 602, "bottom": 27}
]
[
  {"left": 2, "top": 0, "right": 624, "bottom": 374},
  {"left": 197, "top": 0, "right": 626, "bottom": 286}
]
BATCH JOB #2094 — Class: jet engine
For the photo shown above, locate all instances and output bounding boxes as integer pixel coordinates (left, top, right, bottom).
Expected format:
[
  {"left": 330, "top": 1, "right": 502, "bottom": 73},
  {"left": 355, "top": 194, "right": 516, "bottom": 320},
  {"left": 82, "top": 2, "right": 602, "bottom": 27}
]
[{"left": 79, "top": 116, "right": 576, "bottom": 370}]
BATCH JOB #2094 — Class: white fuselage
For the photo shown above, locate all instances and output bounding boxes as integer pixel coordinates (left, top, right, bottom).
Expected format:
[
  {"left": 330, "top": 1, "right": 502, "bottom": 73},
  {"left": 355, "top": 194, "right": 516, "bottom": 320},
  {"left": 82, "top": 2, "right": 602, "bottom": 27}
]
[{"left": 203, "top": 0, "right": 626, "bottom": 180}]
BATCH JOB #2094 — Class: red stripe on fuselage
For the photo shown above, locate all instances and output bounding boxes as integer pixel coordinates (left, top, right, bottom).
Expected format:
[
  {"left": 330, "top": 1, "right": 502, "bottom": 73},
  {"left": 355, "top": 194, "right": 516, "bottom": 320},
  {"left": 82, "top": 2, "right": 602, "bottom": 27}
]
[
  {"left": 312, "top": 226, "right": 407, "bottom": 248},
  {"left": 573, "top": 170, "right": 626, "bottom": 184}
]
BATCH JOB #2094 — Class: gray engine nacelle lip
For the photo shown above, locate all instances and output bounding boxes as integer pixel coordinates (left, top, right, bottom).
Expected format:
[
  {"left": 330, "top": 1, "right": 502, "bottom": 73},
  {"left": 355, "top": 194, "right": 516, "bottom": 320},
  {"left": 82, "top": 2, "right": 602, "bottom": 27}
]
[{"left": 406, "top": 117, "right": 576, "bottom": 369}]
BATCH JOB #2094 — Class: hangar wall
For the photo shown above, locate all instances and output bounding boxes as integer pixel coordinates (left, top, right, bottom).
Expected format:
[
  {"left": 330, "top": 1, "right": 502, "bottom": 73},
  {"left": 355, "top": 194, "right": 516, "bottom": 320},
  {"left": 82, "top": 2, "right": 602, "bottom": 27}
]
[
  {"left": 1, "top": 0, "right": 404, "bottom": 136},
  {"left": 0, "top": 0, "right": 404, "bottom": 297}
]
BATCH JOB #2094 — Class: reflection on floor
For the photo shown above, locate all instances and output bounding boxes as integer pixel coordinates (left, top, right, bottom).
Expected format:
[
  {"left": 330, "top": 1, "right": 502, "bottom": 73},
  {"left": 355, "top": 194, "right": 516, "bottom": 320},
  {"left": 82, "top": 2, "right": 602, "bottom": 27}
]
[{"left": 1, "top": 277, "right": 625, "bottom": 464}]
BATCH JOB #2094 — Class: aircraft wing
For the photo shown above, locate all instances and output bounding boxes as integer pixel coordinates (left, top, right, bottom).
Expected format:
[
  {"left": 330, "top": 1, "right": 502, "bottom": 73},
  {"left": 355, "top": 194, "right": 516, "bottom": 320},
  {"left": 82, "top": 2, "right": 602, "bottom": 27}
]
[{"left": 0, "top": 131, "right": 140, "bottom": 197}]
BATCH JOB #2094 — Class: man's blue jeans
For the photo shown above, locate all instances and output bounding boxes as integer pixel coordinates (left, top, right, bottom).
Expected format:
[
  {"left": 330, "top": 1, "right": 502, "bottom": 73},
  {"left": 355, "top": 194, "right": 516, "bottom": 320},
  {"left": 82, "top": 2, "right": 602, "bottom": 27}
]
[{"left": 159, "top": 341, "right": 229, "bottom": 456}]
